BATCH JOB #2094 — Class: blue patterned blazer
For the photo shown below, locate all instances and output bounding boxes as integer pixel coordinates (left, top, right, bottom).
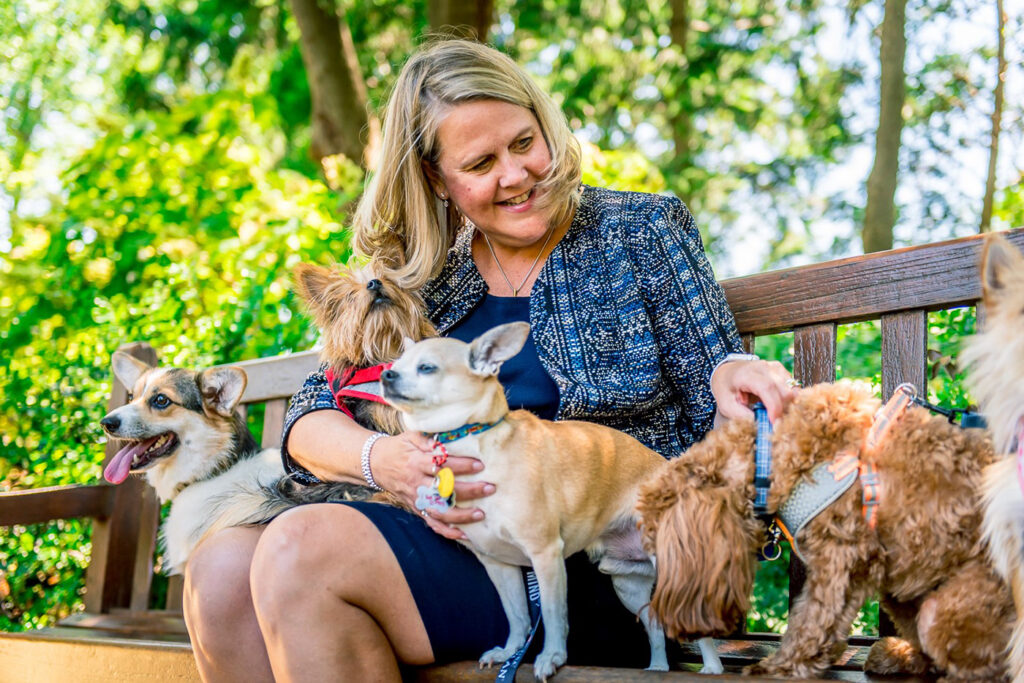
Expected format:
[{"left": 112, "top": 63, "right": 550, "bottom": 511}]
[{"left": 282, "top": 186, "right": 742, "bottom": 483}]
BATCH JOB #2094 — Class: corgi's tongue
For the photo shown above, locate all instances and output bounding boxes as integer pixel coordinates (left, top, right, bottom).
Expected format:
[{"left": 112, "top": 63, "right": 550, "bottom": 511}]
[{"left": 103, "top": 436, "right": 160, "bottom": 484}]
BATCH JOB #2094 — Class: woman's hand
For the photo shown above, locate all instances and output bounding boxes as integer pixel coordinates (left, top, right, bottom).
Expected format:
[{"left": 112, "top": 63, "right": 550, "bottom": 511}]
[
  {"left": 372, "top": 431, "right": 496, "bottom": 540},
  {"left": 711, "top": 359, "right": 798, "bottom": 424}
]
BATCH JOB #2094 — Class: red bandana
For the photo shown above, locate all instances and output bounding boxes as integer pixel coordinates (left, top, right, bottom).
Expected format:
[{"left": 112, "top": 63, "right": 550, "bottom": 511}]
[{"left": 325, "top": 364, "right": 392, "bottom": 419}]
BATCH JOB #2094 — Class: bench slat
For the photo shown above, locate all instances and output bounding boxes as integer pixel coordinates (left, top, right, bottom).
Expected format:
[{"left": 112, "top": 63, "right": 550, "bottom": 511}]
[
  {"left": 722, "top": 227, "right": 1024, "bottom": 336},
  {"left": 794, "top": 323, "right": 838, "bottom": 386},
  {"left": 880, "top": 310, "right": 928, "bottom": 399},
  {"left": 261, "top": 398, "right": 288, "bottom": 450},
  {"left": 232, "top": 350, "right": 320, "bottom": 403}
]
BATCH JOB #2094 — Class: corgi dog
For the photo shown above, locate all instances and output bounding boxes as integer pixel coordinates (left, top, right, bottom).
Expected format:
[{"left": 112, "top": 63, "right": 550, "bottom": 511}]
[
  {"left": 100, "top": 354, "right": 372, "bottom": 574},
  {"left": 965, "top": 234, "right": 1024, "bottom": 682}
]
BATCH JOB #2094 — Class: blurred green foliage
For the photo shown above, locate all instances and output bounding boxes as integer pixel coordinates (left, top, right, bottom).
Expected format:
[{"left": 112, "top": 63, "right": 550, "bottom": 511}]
[{"left": 0, "top": 78, "right": 362, "bottom": 628}]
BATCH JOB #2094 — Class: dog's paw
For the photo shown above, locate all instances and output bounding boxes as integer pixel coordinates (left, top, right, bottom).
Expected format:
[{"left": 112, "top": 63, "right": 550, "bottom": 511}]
[
  {"left": 698, "top": 660, "right": 724, "bottom": 675},
  {"left": 532, "top": 649, "right": 567, "bottom": 681},
  {"left": 865, "top": 636, "right": 929, "bottom": 675},
  {"left": 478, "top": 645, "right": 516, "bottom": 668},
  {"left": 744, "top": 659, "right": 822, "bottom": 679}
]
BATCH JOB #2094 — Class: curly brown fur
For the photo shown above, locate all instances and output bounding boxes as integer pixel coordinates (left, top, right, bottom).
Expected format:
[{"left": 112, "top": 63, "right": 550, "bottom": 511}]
[
  {"left": 965, "top": 234, "right": 1024, "bottom": 682},
  {"left": 639, "top": 380, "right": 1013, "bottom": 680},
  {"left": 293, "top": 260, "right": 436, "bottom": 435}
]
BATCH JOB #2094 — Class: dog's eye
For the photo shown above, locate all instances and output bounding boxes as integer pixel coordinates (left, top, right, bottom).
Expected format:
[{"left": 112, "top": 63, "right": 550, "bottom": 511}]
[
  {"left": 417, "top": 363, "right": 437, "bottom": 375},
  {"left": 151, "top": 394, "right": 172, "bottom": 409}
]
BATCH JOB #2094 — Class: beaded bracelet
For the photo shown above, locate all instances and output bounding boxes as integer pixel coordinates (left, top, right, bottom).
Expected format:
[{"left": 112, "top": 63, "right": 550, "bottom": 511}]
[{"left": 360, "top": 432, "right": 387, "bottom": 491}]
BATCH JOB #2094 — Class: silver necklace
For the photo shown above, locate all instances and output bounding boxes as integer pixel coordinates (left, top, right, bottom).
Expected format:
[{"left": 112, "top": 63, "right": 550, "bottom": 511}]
[{"left": 481, "top": 224, "right": 555, "bottom": 297}]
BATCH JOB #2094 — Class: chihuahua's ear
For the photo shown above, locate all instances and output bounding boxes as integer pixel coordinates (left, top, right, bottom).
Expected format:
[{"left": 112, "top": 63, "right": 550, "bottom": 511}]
[
  {"left": 112, "top": 351, "right": 154, "bottom": 391},
  {"left": 401, "top": 336, "right": 417, "bottom": 353},
  {"left": 198, "top": 367, "right": 248, "bottom": 418},
  {"left": 468, "top": 322, "right": 530, "bottom": 376},
  {"left": 981, "top": 234, "right": 1024, "bottom": 306},
  {"left": 292, "top": 263, "right": 336, "bottom": 307}
]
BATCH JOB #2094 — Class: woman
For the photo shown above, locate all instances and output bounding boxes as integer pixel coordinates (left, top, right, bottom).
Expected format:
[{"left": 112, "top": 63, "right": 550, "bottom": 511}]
[{"left": 183, "top": 39, "right": 795, "bottom": 682}]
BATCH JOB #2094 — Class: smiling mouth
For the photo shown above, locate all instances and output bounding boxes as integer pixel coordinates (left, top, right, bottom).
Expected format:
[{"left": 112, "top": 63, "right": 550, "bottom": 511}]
[
  {"left": 103, "top": 432, "right": 180, "bottom": 485},
  {"left": 499, "top": 188, "right": 533, "bottom": 206}
]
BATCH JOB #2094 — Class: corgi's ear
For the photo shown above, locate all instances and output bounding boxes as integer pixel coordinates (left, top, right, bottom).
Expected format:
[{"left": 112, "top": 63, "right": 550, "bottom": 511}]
[
  {"left": 112, "top": 351, "right": 154, "bottom": 392},
  {"left": 292, "top": 263, "right": 336, "bottom": 307},
  {"left": 982, "top": 235, "right": 1024, "bottom": 305},
  {"left": 198, "top": 367, "right": 248, "bottom": 418},
  {"left": 468, "top": 322, "right": 530, "bottom": 376}
]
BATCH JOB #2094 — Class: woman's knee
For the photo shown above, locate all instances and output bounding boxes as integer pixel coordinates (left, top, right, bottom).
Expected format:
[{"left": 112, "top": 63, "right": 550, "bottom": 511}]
[
  {"left": 249, "top": 504, "right": 384, "bottom": 614},
  {"left": 183, "top": 526, "right": 262, "bottom": 635}
]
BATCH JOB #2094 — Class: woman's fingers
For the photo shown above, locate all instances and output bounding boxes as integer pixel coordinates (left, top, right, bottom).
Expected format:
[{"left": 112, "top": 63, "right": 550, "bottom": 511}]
[
  {"left": 421, "top": 513, "right": 467, "bottom": 540},
  {"left": 713, "top": 359, "right": 799, "bottom": 423}
]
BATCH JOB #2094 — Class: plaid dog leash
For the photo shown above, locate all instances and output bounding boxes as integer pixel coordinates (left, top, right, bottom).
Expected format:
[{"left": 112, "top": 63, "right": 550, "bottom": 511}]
[
  {"left": 495, "top": 569, "right": 541, "bottom": 682},
  {"left": 753, "top": 403, "right": 774, "bottom": 517}
]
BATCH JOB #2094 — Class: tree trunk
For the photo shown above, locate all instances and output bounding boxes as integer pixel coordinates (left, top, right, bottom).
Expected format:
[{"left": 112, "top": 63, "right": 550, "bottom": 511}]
[
  {"left": 981, "top": 0, "right": 1006, "bottom": 233},
  {"left": 663, "top": 0, "right": 696, "bottom": 205},
  {"left": 288, "top": 0, "right": 370, "bottom": 166},
  {"left": 427, "top": 0, "right": 494, "bottom": 39},
  {"left": 862, "top": 0, "right": 907, "bottom": 253},
  {"left": 669, "top": 0, "right": 693, "bottom": 170}
]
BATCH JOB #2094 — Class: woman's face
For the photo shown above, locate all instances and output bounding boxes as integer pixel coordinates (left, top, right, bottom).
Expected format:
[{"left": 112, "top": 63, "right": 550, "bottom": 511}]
[{"left": 430, "top": 100, "right": 554, "bottom": 249}]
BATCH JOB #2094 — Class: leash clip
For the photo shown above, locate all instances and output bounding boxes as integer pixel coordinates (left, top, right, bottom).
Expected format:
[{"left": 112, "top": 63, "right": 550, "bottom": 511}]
[{"left": 760, "top": 520, "right": 783, "bottom": 562}]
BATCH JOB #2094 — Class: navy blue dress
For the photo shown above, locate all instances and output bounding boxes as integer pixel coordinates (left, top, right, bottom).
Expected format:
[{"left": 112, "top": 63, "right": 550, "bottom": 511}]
[{"left": 341, "top": 295, "right": 658, "bottom": 667}]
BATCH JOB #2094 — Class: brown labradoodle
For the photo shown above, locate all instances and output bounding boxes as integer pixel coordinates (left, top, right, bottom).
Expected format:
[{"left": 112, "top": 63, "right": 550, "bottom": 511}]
[{"left": 638, "top": 380, "right": 1013, "bottom": 681}]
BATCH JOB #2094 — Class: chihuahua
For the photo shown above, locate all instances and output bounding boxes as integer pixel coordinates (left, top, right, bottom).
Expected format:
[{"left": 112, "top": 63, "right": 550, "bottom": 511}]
[{"left": 380, "top": 321, "right": 722, "bottom": 680}]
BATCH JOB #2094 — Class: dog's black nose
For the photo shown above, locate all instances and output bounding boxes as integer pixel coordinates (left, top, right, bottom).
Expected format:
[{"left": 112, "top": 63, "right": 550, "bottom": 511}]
[
  {"left": 367, "top": 279, "right": 383, "bottom": 292},
  {"left": 101, "top": 415, "right": 121, "bottom": 431},
  {"left": 380, "top": 369, "right": 397, "bottom": 384}
]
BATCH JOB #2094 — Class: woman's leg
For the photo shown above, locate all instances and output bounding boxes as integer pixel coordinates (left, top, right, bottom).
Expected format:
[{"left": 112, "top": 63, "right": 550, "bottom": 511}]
[
  {"left": 250, "top": 503, "right": 434, "bottom": 682},
  {"left": 183, "top": 525, "right": 273, "bottom": 683}
]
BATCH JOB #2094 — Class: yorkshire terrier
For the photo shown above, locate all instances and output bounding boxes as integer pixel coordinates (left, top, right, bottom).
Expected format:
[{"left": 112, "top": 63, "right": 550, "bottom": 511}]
[
  {"left": 292, "top": 260, "right": 437, "bottom": 435},
  {"left": 279, "top": 261, "right": 436, "bottom": 507}
]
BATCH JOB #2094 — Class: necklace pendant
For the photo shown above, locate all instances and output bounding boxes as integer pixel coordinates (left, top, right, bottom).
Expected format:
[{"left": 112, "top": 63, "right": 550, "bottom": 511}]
[{"left": 511, "top": 287, "right": 519, "bottom": 297}]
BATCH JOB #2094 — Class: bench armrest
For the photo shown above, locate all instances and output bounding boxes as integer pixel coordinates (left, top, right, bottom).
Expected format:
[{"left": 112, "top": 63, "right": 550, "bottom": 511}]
[{"left": 0, "top": 485, "right": 116, "bottom": 526}]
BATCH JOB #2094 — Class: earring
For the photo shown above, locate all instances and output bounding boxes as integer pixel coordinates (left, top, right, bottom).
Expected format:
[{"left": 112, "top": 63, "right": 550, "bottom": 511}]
[{"left": 444, "top": 199, "right": 449, "bottom": 208}]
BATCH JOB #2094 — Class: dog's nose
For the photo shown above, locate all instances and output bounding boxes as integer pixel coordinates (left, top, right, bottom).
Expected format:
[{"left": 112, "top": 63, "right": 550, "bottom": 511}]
[
  {"left": 101, "top": 415, "right": 121, "bottom": 431},
  {"left": 380, "top": 369, "right": 397, "bottom": 384},
  {"left": 366, "top": 279, "right": 382, "bottom": 292}
]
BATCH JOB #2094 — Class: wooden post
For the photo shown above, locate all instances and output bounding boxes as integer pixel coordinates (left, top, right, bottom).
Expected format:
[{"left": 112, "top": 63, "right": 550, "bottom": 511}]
[{"left": 84, "top": 342, "right": 158, "bottom": 614}]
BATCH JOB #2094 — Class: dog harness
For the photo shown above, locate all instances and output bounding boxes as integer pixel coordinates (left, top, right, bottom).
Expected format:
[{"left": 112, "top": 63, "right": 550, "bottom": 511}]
[
  {"left": 325, "top": 364, "right": 391, "bottom": 418},
  {"left": 755, "top": 385, "right": 916, "bottom": 562}
]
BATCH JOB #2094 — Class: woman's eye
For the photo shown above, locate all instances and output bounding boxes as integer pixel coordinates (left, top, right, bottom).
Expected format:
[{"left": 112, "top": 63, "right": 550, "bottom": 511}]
[
  {"left": 469, "top": 158, "right": 492, "bottom": 172},
  {"left": 417, "top": 363, "right": 437, "bottom": 375},
  {"left": 514, "top": 136, "right": 533, "bottom": 151},
  {"left": 152, "top": 394, "right": 171, "bottom": 409}
]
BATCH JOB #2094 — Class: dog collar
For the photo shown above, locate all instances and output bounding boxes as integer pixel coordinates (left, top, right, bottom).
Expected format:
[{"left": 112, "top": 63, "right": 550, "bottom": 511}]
[
  {"left": 326, "top": 364, "right": 392, "bottom": 418},
  {"left": 431, "top": 417, "right": 506, "bottom": 445}
]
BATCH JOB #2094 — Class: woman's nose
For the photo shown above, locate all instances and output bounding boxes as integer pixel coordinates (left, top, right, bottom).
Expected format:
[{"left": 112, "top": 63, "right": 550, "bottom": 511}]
[{"left": 497, "top": 155, "right": 529, "bottom": 188}]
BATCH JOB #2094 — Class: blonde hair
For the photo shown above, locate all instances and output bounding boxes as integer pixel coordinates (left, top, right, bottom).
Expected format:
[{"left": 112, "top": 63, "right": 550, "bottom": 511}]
[{"left": 352, "top": 39, "right": 582, "bottom": 290}]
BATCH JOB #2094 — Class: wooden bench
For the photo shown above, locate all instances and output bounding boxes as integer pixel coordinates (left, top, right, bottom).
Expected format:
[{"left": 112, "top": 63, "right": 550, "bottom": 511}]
[{"left": 3, "top": 229, "right": 1022, "bottom": 682}]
